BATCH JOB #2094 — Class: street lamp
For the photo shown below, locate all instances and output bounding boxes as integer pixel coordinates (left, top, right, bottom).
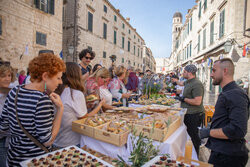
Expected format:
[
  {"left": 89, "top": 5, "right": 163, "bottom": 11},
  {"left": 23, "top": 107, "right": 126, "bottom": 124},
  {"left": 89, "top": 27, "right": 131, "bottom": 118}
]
[
  {"left": 68, "top": 46, "right": 74, "bottom": 61},
  {"left": 68, "top": 46, "right": 74, "bottom": 55},
  {"left": 224, "top": 40, "right": 232, "bottom": 53}
]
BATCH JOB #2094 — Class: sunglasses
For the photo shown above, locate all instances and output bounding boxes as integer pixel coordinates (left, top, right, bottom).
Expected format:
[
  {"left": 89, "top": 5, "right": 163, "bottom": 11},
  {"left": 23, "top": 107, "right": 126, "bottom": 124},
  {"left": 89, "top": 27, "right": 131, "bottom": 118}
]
[
  {"left": 0, "top": 61, "right": 11, "bottom": 66},
  {"left": 84, "top": 56, "right": 93, "bottom": 60}
]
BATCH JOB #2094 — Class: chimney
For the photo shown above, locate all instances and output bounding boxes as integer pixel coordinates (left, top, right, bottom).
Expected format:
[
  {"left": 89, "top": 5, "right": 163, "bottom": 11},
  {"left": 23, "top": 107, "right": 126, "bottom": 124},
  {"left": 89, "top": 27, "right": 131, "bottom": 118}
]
[
  {"left": 117, "top": 9, "right": 120, "bottom": 13},
  {"left": 126, "top": 17, "right": 130, "bottom": 22}
]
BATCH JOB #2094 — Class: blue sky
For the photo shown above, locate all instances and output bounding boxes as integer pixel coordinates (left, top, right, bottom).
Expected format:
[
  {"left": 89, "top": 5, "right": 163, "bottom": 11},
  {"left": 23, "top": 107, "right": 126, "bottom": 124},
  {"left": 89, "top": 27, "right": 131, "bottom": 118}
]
[{"left": 109, "top": 0, "right": 196, "bottom": 58}]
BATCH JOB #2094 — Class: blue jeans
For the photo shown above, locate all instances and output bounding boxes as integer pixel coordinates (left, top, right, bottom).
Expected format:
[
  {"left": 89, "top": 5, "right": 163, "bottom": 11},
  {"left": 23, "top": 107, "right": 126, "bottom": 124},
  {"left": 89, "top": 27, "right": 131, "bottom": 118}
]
[{"left": 0, "top": 137, "right": 7, "bottom": 167}]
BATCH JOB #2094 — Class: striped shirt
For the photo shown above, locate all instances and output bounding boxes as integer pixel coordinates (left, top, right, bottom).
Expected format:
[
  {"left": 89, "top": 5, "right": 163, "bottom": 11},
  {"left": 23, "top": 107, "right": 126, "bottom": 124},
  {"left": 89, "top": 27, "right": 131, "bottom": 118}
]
[{"left": 0, "top": 85, "right": 54, "bottom": 166}]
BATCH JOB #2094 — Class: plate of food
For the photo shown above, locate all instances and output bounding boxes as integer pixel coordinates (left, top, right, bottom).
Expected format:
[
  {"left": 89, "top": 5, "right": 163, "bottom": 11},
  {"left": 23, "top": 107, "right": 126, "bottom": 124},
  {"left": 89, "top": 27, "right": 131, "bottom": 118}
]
[
  {"left": 113, "top": 107, "right": 135, "bottom": 112},
  {"left": 86, "top": 94, "right": 99, "bottom": 102},
  {"left": 112, "top": 100, "right": 123, "bottom": 106},
  {"left": 20, "top": 145, "right": 113, "bottom": 167},
  {"left": 84, "top": 116, "right": 108, "bottom": 127}
]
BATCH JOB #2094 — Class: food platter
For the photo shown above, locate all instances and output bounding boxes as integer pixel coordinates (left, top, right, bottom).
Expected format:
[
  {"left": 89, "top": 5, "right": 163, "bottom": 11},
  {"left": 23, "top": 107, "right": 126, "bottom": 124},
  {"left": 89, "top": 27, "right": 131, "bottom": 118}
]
[
  {"left": 20, "top": 145, "right": 114, "bottom": 167},
  {"left": 86, "top": 94, "right": 99, "bottom": 102}
]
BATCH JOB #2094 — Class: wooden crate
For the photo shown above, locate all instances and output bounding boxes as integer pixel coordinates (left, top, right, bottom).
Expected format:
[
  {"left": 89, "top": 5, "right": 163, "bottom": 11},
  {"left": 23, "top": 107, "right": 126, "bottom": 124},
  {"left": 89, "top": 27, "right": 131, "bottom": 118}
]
[
  {"left": 94, "top": 123, "right": 130, "bottom": 147},
  {"left": 134, "top": 116, "right": 181, "bottom": 142},
  {"left": 72, "top": 118, "right": 96, "bottom": 138}
]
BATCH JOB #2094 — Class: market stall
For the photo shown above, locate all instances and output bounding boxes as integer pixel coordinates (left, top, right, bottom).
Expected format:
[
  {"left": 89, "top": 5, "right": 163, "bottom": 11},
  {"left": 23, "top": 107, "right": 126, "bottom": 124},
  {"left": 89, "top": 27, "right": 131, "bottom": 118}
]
[{"left": 74, "top": 97, "right": 199, "bottom": 165}]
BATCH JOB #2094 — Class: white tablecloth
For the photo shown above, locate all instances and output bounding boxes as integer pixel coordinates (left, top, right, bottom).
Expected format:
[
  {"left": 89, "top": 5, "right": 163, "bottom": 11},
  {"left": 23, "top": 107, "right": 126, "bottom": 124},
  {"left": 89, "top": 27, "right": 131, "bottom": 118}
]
[{"left": 80, "top": 125, "right": 198, "bottom": 164}]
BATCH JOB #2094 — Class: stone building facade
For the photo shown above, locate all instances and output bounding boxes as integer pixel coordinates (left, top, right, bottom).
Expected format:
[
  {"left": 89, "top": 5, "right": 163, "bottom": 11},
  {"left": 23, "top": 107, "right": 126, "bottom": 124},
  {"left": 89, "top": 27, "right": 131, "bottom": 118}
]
[
  {"left": 142, "top": 46, "right": 156, "bottom": 73},
  {"left": 170, "top": 0, "right": 250, "bottom": 94},
  {"left": 155, "top": 58, "right": 171, "bottom": 74},
  {"left": 0, "top": 0, "right": 63, "bottom": 70},
  {"left": 63, "top": 0, "right": 149, "bottom": 70}
]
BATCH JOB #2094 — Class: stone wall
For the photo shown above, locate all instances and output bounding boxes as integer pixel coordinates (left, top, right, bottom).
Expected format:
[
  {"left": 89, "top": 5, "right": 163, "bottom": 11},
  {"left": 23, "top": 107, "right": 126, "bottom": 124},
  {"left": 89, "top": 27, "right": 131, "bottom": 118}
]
[{"left": 0, "top": 0, "right": 63, "bottom": 71}]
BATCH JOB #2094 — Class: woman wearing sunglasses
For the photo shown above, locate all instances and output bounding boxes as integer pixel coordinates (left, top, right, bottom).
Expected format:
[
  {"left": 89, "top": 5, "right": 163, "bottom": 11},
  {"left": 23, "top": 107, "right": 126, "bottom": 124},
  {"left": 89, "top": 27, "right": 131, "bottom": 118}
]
[{"left": 0, "top": 53, "right": 65, "bottom": 166}]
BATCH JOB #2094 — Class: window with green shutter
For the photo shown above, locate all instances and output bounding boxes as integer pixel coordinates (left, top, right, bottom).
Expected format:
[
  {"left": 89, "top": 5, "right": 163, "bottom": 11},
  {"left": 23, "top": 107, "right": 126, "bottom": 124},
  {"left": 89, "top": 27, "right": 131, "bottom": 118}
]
[
  {"left": 190, "top": 17, "right": 192, "bottom": 31},
  {"left": 210, "top": 20, "right": 214, "bottom": 44},
  {"left": 198, "top": 34, "right": 200, "bottom": 52},
  {"left": 204, "top": 0, "right": 207, "bottom": 11},
  {"left": 103, "top": 51, "right": 106, "bottom": 58},
  {"left": 114, "top": 15, "right": 117, "bottom": 22},
  {"left": 36, "top": 31, "right": 46, "bottom": 46},
  {"left": 103, "top": 23, "right": 107, "bottom": 39},
  {"left": 190, "top": 42, "right": 192, "bottom": 57},
  {"left": 198, "top": 1, "right": 201, "bottom": 18},
  {"left": 122, "top": 36, "right": 125, "bottom": 49},
  {"left": 104, "top": 5, "right": 107, "bottom": 13},
  {"left": 187, "top": 22, "right": 189, "bottom": 34},
  {"left": 122, "top": 58, "right": 124, "bottom": 63},
  {"left": 128, "top": 29, "right": 130, "bottom": 34},
  {"left": 203, "top": 29, "right": 206, "bottom": 49},
  {"left": 122, "top": 23, "right": 125, "bottom": 29},
  {"left": 134, "top": 45, "right": 136, "bottom": 55},
  {"left": 34, "top": 0, "right": 54, "bottom": 15},
  {"left": 219, "top": 9, "right": 225, "bottom": 38},
  {"left": 128, "top": 41, "right": 130, "bottom": 52},
  {"left": 88, "top": 12, "right": 93, "bottom": 32},
  {"left": 187, "top": 45, "right": 189, "bottom": 58},
  {"left": 114, "top": 30, "right": 117, "bottom": 44}
]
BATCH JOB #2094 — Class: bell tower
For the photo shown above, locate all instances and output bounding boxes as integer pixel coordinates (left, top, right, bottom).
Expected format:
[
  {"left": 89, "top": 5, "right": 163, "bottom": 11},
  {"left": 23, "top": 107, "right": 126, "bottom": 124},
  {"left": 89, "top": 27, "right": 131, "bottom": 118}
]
[{"left": 172, "top": 12, "right": 183, "bottom": 52}]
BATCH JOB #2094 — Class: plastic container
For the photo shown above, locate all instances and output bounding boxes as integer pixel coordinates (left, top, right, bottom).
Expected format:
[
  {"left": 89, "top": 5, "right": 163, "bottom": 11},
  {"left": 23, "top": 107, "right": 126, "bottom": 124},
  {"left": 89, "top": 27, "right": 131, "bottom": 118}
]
[{"left": 184, "top": 139, "right": 193, "bottom": 159}]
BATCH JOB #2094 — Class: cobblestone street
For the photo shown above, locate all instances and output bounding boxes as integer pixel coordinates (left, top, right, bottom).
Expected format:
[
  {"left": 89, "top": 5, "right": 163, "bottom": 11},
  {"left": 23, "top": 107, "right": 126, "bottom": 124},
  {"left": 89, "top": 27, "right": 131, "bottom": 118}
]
[{"left": 200, "top": 91, "right": 250, "bottom": 166}]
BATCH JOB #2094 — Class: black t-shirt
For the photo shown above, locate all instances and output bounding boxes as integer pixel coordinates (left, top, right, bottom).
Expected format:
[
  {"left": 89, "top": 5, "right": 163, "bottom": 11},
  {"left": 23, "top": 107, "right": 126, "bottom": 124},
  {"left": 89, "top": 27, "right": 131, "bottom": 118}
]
[
  {"left": 206, "top": 81, "right": 250, "bottom": 156},
  {"left": 79, "top": 64, "right": 91, "bottom": 75}
]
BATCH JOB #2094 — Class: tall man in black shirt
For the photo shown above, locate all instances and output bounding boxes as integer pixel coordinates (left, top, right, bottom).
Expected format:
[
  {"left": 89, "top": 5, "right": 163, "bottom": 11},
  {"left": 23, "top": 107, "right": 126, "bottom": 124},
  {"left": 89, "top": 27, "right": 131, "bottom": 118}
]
[{"left": 199, "top": 58, "right": 249, "bottom": 167}]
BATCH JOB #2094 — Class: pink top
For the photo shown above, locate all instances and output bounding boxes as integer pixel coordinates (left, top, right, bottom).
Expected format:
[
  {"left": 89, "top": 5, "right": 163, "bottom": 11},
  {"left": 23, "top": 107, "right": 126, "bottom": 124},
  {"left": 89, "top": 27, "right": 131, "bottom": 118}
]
[{"left": 18, "top": 75, "right": 26, "bottom": 85}]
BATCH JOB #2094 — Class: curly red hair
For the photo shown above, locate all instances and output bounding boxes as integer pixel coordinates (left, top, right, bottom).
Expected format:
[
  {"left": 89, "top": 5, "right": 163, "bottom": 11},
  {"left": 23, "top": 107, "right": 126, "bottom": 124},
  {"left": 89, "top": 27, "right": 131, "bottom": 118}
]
[{"left": 29, "top": 53, "right": 66, "bottom": 82}]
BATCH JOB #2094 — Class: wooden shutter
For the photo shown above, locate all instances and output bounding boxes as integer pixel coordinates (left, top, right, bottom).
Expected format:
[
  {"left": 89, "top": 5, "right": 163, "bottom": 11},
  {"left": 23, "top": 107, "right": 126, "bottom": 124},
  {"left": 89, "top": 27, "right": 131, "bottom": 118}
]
[
  {"left": 114, "top": 30, "right": 116, "bottom": 44},
  {"left": 203, "top": 29, "right": 206, "bottom": 49},
  {"left": 49, "top": 0, "right": 55, "bottom": 15},
  {"left": 122, "top": 37, "right": 124, "bottom": 48},
  {"left": 210, "top": 21, "right": 214, "bottom": 44},
  {"left": 34, "top": 0, "right": 40, "bottom": 9},
  {"left": 219, "top": 9, "right": 225, "bottom": 38},
  {"left": 103, "top": 23, "right": 107, "bottom": 39},
  {"left": 190, "top": 42, "right": 192, "bottom": 57},
  {"left": 88, "top": 12, "right": 93, "bottom": 32}
]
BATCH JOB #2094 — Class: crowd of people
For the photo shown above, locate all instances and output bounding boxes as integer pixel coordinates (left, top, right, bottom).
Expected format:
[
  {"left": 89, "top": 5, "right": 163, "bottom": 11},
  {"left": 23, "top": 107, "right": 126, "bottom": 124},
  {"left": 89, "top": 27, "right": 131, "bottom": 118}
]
[{"left": 0, "top": 49, "right": 249, "bottom": 167}]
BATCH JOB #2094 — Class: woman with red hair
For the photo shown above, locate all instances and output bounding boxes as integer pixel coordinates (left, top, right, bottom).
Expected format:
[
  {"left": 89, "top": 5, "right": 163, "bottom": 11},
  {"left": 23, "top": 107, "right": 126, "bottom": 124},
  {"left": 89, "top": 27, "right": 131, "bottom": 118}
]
[{"left": 0, "top": 53, "right": 66, "bottom": 166}]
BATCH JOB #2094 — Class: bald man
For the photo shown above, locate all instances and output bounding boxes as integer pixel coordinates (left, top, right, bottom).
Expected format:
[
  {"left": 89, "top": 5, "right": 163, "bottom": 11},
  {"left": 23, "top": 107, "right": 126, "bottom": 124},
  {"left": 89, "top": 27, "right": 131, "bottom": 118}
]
[{"left": 199, "top": 58, "right": 249, "bottom": 167}]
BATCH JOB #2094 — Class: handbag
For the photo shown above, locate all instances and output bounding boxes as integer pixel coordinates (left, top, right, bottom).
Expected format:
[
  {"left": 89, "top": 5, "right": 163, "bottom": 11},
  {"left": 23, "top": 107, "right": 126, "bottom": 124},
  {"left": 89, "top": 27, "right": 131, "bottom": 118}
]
[{"left": 14, "top": 86, "right": 50, "bottom": 153}]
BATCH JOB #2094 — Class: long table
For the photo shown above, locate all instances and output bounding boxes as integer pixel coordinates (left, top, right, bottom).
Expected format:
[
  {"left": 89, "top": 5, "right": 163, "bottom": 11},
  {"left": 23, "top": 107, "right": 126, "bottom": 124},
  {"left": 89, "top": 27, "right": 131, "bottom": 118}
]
[
  {"left": 80, "top": 103, "right": 197, "bottom": 164},
  {"left": 80, "top": 125, "right": 198, "bottom": 164}
]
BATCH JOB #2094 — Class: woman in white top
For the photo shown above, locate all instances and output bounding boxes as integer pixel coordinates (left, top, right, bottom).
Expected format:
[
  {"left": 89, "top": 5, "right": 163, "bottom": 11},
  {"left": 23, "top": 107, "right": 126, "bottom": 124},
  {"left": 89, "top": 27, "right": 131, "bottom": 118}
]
[
  {"left": 108, "top": 65, "right": 131, "bottom": 106},
  {"left": 54, "top": 62, "right": 105, "bottom": 148}
]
